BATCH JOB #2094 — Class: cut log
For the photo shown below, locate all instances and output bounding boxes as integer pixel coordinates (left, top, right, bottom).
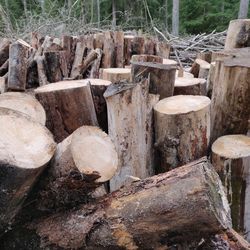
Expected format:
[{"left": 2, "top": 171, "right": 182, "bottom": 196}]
[
  {"left": 102, "top": 68, "right": 131, "bottom": 83},
  {"left": 198, "top": 62, "right": 210, "bottom": 79},
  {"left": 197, "top": 51, "right": 212, "bottom": 63},
  {"left": 212, "top": 135, "right": 250, "bottom": 235},
  {"left": 162, "top": 58, "right": 178, "bottom": 65},
  {"left": 1, "top": 159, "right": 232, "bottom": 249},
  {"left": 0, "top": 77, "right": 6, "bottom": 94},
  {"left": 0, "top": 38, "right": 11, "bottom": 67},
  {"left": 35, "top": 80, "right": 98, "bottom": 142},
  {"left": 113, "top": 31, "right": 124, "bottom": 68},
  {"left": 131, "top": 54, "right": 163, "bottom": 63},
  {"left": 35, "top": 55, "right": 48, "bottom": 86},
  {"left": 124, "top": 35, "right": 134, "bottom": 65},
  {"left": 225, "top": 19, "right": 250, "bottom": 50},
  {"left": 37, "top": 125, "right": 118, "bottom": 211},
  {"left": 131, "top": 36, "right": 145, "bottom": 55},
  {"left": 0, "top": 92, "right": 46, "bottom": 125},
  {"left": 207, "top": 61, "right": 216, "bottom": 98},
  {"left": 94, "top": 33, "right": 104, "bottom": 49},
  {"left": 104, "top": 79, "right": 159, "bottom": 191},
  {"left": 190, "top": 58, "right": 210, "bottom": 78},
  {"left": 174, "top": 77, "right": 206, "bottom": 96},
  {"left": 131, "top": 61, "right": 176, "bottom": 99},
  {"left": 101, "top": 31, "right": 115, "bottom": 68},
  {"left": 0, "top": 108, "right": 56, "bottom": 234},
  {"left": 89, "top": 48, "right": 102, "bottom": 79},
  {"left": 210, "top": 55, "right": 250, "bottom": 145},
  {"left": 156, "top": 41, "right": 171, "bottom": 59},
  {"left": 8, "top": 42, "right": 29, "bottom": 91},
  {"left": 154, "top": 95, "right": 211, "bottom": 172},
  {"left": 144, "top": 37, "right": 156, "bottom": 55}
]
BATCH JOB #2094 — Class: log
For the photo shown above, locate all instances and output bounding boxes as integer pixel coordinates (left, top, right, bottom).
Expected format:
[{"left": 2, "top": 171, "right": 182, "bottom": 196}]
[
  {"left": 197, "top": 51, "right": 212, "bottom": 63},
  {"left": 0, "top": 77, "right": 6, "bottom": 93},
  {"left": 113, "top": 31, "right": 124, "bottom": 68},
  {"left": 0, "top": 38, "right": 11, "bottom": 67},
  {"left": 131, "top": 61, "right": 176, "bottom": 99},
  {"left": 132, "top": 54, "right": 163, "bottom": 63},
  {"left": 156, "top": 41, "right": 171, "bottom": 59},
  {"left": 174, "top": 77, "right": 206, "bottom": 96},
  {"left": 1, "top": 159, "right": 232, "bottom": 249},
  {"left": 131, "top": 36, "right": 145, "bottom": 55},
  {"left": 0, "top": 59, "right": 8, "bottom": 76},
  {"left": 8, "top": 42, "right": 29, "bottom": 91},
  {"left": 101, "top": 31, "right": 115, "bottom": 68},
  {"left": 0, "top": 92, "right": 46, "bottom": 125},
  {"left": 37, "top": 125, "right": 118, "bottom": 211},
  {"left": 102, "top": 68, "right": 131, "bottom": 83},
  {"left": 124, "top": 35, "right": 134, "bottom": 65},
  {"left": 35, "top": 80, "right": 98, "bottom": 142},
  {"left": 176, "top": 70, "right": 194, "bottom": 78},
  {"left": 89, "top": 48, "right": 102, "bottom": 79},
  {"left": 190, "top": 58, "right": 210, "bottom": 78},
  {"left": 144, "top": 37, "right": 156, "bottom": 55},
  {"left": 35, "top": 55, "right": 48, "bottom": 86},
  {"left": 93, "top": 33, "right": 104, "bottom": 49},
  {"left": 104, "top": 79, "right": 159, "bottom": 191},
  {"left": 211, "top": 135, "right": 250, "bottom": 235},
  {"left": 0, "top": 108, "right": 56, "bottom": 234},
  {"left": 162, "top": 58, "right": 177, "bottom": 65},
  {"left": 154, "top": 95, "right": 211, "bottom": 172},
  {"left": 207, "top": 61, "right": 216, "bottom": 98},
  {"left": 210, "top": 55, "right": 250, "bottom": 145},
  {"left": 225, "top": 19, "right": 250, "bottom": 50}
]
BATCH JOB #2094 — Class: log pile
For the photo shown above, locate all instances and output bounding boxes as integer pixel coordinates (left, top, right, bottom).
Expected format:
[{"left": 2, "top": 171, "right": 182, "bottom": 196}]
[{"left": 0, "top": 19, "right": 250, "bottom": 249}]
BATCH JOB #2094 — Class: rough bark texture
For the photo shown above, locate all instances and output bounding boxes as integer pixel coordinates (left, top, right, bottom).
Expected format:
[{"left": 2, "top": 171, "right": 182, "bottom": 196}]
[
  {"left": 35, "top": 80, "right": 98, "bottom": 142},
  {"left": 0, "top": 77, "right": 6, "bottom": 93},
  {"left": 1, "top": 159, "right": 232, "bottom": 250},
  {"left": 89, "top": 48, "right": 102, "bottom": 79},
  {"left": 156, "top": 41, "right": 171, "bottom": 59},
  {"left": 144, "top": 37, "right": 156, "bottom": 55},
  {"left": 35, "top": 55, "right": 48, "bottom": 86},
  {"left": 154, "top": 95, "right": 211, "bottom": 172},
  {"left": 124, "top": 35, "right": 134, "bottom": 65},
  {"left": 101, "top": 31, "right": 115, "bottom": 68},
  {"left": 0, "top": 38, "right": 11, "bottom": 67},
  {"left": 104, "top": 79, "right": 159, "bottom": 191},
  {"left": 114, "top": 31, "right": 124, "bottom": 68},
  {"left": 207, "top": 61, "right": 216, "bottom": 98},
  {"left": 132, "top": 36, "right": 145, "bottom": 55}
]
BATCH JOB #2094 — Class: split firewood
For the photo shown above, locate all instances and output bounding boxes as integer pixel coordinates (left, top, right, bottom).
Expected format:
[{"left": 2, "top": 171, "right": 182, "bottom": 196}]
[
  {"left": 0, "top": 38, "right": 11, "bottom": 67},
  {"left": 0, "top": 76, "right": 7, "bottom": 93},
  {"left": 124, "top": 35, "right": 134, "bottom": 65},
  {"left": 101, "top": 31, "right": 115, "bottom": 68},
  {"left": 0, "top": 108, "right": 56, "bottom": 235},
  {"left": 156, "top": 41, "right": 171, "bottom": 59},
  {"left": 8, "top": 42, "right": 29, "bottom": 91},
  {"left": 132, "top": 36, "right": 145, "bottom": 55},
  {"left": 89, "top": 48, "right": 102, "bottom": 79},
  {"left": 212, "top": 135, "right": 250, "bottom": 236},
  {"left": 0, "top": 92, "right": 46, "bottom": 125},
  {"left": 35, "top": 80, "right": 98, "bottom": 142},
  {"left": 225, "top": 19, "right": 250, "bottom": 50},
  {"left": 0, "top": 59, "right": 8, "bottom": 76},
  {"left": 1, "top": 159, "right": 232, "bottom": 249},
  {"left": 113, "top": 31, "right": 124, "bottom": 68},
  {"left": 154, "top": 95, "right": 211, "bottom": 172},
  {"left": 102, "top": 68, "right": 131, "bottom": 83},
  {"left": 35, "top": 55, "right": 48, "bottom": 86},
  {"left": 190, "top": 58, "right": 210, "bottom": 78},
  {"left": 174, "top": 77, "right": 206, "bottom": 95},
  {"left": 104, "top": 79, "right": 159, "bottom": 191}
]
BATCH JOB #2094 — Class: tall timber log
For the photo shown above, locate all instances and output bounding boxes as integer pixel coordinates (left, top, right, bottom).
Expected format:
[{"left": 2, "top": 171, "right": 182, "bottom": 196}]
[
  {"left": 174, "top": 77, "right": 206, "bottom": 95},
  {"left": 210, "top": 55, "right": 250, "bottom": 145},
  {"left": 154, "top": 95, "right": 210, "bottom": 172},
  {"left": 0, "top": 92, "right": 46, "bottom": 125},
  {"left": 8, "top": 42, "right": 29, "bottom": 91},
  {"left": 89, "top": 48, "right": 102, "bottom": 79},
  {"left": 0, "top": 38, "right": 11, "bottom": 67},
  {"left": 37, "top": 126, "right": 118, "bottom": 211},
  {"left": 101, "top": 31, "right": 115, "bottom": 68},
  {"left": 0, "top": 108, "right": 56, "bottom": 235},
  {"left": 113, "top": 31, "right": 124, "bottom": 68},
  {"left": 124, "top": 35, "right": 134, "bottom": 65},
  {"left": 36, "top": 55, "right": 48, "bottom": 86},
  {"left": 35, "top": 80, "right": 98, "bottom": 142},
  {"left": 225, "top": 19, "right": 250, "bottom": 50},
  {"left": 211, "top": 135, "right": 250, "bottom": 236},
  {"left": 104, "top": 79, "right": 159, "bottom": 191},
  {"left": 144, "top": 37, "right": 156, "bottom": 55},
  {"left": 94, "top": 33, "right": 104, "bottom": 49},
  {"left": 1, "top": 159, "right": 232, "bottom": 249},
  {"left": 190, "top": 58, "right": 210, "bottom": 78},
  {"left": 131, "top": 60, "right": 176, "bottom": 99},
  {"left": 102, "top": 68, "right": 131, "bottom": 83}
]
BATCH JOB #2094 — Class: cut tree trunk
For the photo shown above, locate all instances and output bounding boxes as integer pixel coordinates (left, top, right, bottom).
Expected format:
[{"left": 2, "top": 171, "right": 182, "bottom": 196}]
[
  {"left": 131, "top": 61, "right": 176, "bottom": 99},
  {"left": 212, "top": 135, "right": 250, "bottom": 235},
  {"left": 94, "top": 33, "right": 104, "bottom": 50},
  {"left": 131, "top": 54, "right": 163, "bottom": 63},
  {"left": 124, "top": 35, "right": 134, "bottom": 65},
  {"left": 101, "top": 68, "right": 131, "bottom": 83},
  {"left": 35, "top": 80, "right": 98, "bottom": 142},
  {"left": 132, "top": 36, "right": 145, "bottom": 55},
  {"left": 176, "top": 70, "right": 194, "bottom": 78},
  {"left": 174, "top": 77, "right": 206, "bottom": 95},
  {"left": 207, "top": 61, "right": 216, "bottom": 98},
  {"left": 197, "top": 51, "right": 212, "bottom": 63},
  {"left": 1, "top": 159, "right": 232, "bottom": 250},
  {"left": 156, "top": 41, "right": 171, "bottom": 59},
  {"left": 104, "top": 79, "right": 159, "bottom": 191},
  {"left": 0, "top": 38, "right": 11, "bottom": 67},
  {"left": 0, "top": 92, "right": 46, "bottom": 125},
  {"left": 101, "top": 31, "right": 115, "bottom": 68},
  {"left": 89, "top": 48, "right": 102, "bottom": 79},
  {"left": 0, "top": 77, "right": 6, "bottom": 94},
  {"left": 0, "top": 108, "right": 56, "bottom": 235},
  {"left": 190, "top": 58, "right": 210, "bottom": 78},
  {"left": 8, "top": 42, "right": 29, "bottom": 91},
  {"left": 35, "top": 55, "right": 48, "bottom": 86},
  {"left": 162, "top": 58, "right": 177, "bottom": 65},
  {"left": 210, "top": 55, "right": 250, "bottom": 145},
  {"left": 144, "top": 37, "right": 156, "bottom": 55},
  {"left": 225, "top": 19, "right": 250, "bottom": 50},
  {"left": 154, "top": 95, "right": 211, "bottom": 172},
  {"left": 37, "top": 125, "right": 118, "bottom": 211},
  {"left": 113, "top": 31, "right": 124, "bottom": 68}
]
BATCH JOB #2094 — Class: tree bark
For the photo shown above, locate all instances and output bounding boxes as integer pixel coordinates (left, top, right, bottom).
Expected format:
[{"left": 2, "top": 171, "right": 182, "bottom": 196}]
[
  {"left": 0, "top": 108, "right": 56, "bottom": 235},
  {"left": 113, "top": 31, "right": 124, "bottom": 68},
  {"left": 207, "top": 61, "right": 216, "bottom": 98},
  {"left": 132, "top": 36, "right": 145, "bottom": 55},
  {"left": 35, "top": 55, "right": 48, "bottom": 86},
  {"left": 1, "top": 159, "right": 232, "bottom": 249},
  {"left": 0, "top": 77, "right": 6, "bottom": 94},
  {"left": 104, "top": 79, "right": 159, "bottom": 191},
  {"left": 156, "top": 41, "right": 171, "bottom": 59},
  {"left": 0, "top": 38, "right": 11, "bottom": 67},
  {"left": 124, "top": 35, "right": 134, "bottom": 65},
  {"left": 101, "top": 31, "right": 115, "bottom": 68},
  {"left": 172, "top": 0, "right": 180, "bottom": 36},
  {"left": 102, "top": 68, "right": 131, "bottom": 83},
  {"left": 35, "top": 80, "right": 98, "bottom": 143},
  {"left": 238, "top": 0, "right": 249, "bottom": 19},
  {"left": 154, "top": 95, "right": 211, "bottom": 172},
  {"left": 89, "top": 48, "right": 102, "bottom": 78}
]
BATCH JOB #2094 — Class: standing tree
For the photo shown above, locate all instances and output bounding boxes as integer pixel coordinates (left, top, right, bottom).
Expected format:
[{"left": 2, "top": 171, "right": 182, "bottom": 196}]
[
  {"left": 238, "top": 0, "right": 249, "bottom": 18},
  {"left": 172, "top": 0, "right": 179, "bottom": 36}
]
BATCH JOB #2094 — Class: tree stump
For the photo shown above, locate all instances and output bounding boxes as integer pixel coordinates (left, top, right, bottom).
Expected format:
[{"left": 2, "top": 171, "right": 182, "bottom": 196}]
[
  {"left": 211, "top": 134, "right": 250, "bottom": 237},
  {"left": 0, "top": 108, "right": 56, "bottom": 234},
  {"left": 163, "top": 58, "right": 178, "bottom": 65},
  {"left": 0, "top": 92, "right": 46, "bottom": 125},
  {"left": 174, "top": 77, "right": 206, "bottom": 95},
  {"left": 0, "top": 77, "right": 7, "bottom": 94},
  {"left": 104, "top": 79, "right": 159, "bottom": 191},
  {"left": 124, "top": 35, "right": 134, "bottom": 65},
  {"left": 132, "top": 36, "right": 145, "bottom": 55},
  {"left": 190, "top": 58, "right": 210, "bottom": 78},
  {"left": 156, "top": 41, "right": 171, "bottom": 59},
  {"left": 197, "top": 51, "right": 212, "bottom": 63},
  {"left": 144, "top": 37, "right": 156, "bottom": 55},
  {"left": 154, "top": 95, "right": 211, "bottom": 172},
  {"left": 101, "top": 68, "right": 131, "bottom": 83},
  {"left": 35, "top": 80, "right": 98, "bottom": 143},
  {"left": 225, "top": 19, "right": 250, "bottom": 50}
]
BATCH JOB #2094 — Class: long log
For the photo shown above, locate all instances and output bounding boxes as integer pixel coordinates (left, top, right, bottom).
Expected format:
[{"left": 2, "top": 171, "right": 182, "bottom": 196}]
[{"left": 1, "top": 159, "right": 232, "bottom": 249}]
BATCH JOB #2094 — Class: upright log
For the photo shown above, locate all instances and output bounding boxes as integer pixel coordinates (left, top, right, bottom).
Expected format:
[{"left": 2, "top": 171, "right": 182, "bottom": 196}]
[
  {"left": 0, "top": 38, "right": 11, "bottom": 67},
  {"left": 225, "top": 19, "right": 250, "bottom": 50},
  {"left": 8, "top": 42, "right": 29, "bottom": 91},
  {"left": 154, "top": 95, "right": 211, "bottom": 172},
  {"left": 207, "top": 61, "right": 216, "bottom": 98},
  {"left": 113, "top": 31, "right": 124, "bottom": 68},
  {"left": 0, "top": 108, "right": 56, "bottom": 234},
  {"left": 212, "top": 135, "right": 250, "bottom": 236},
  {"left": 101, "top": 31, "right": 115, "bottom": 68},
  {"left": 0, "top": 77, "right": 6, "bottom": 94},
  {"left": 144, "top": 37, "right": 156, "bottom": 55},
  {"left": 190, "top": 58, "right": 210, "bottom": 78},
  {"left": 102, "top": 68, "right": 131, "bottom": 83},
  {"left": 89, "top": 48, "right": 102, "bottom": 79},
  {"left": 156, "top": 41, "right": 171, "bottom": 59},
  {"left": 104, "top": 79, "right": 159, "bottom": 191},
  {"left": 132, "top": 36, "right": 145, "bottom": 55},
  {"left": 35, "top": 80, "right": 98, "bottom": 142},
  {"left": 1, "top": 159, "right": 232, "bottom": 249},
  {"left": 124, "top": 35, "right": 134, "bottom": 65}
]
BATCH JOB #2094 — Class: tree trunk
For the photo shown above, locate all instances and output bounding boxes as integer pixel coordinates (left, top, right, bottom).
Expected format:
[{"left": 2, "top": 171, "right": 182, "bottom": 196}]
[
  {"left": 8, "top": 42, "right": 29, "bottom": 91},
  {"left": 35, "top": 55, "right": 48, "bottom": 86},
  {"left": 35, "top": 80, "right": 98, "bottom": 143},
  {"left": 89, "top": 48, "right": 102, "bottom": 78},
  {"left": 104, "top": 79, "right": 159, "bottom": 191},
  {"left": 156, "top": 41, "right": 171, "bottom": 59},
  {"left": 0, "top": 76, "right": 6, "bottom": 93},
  {"left": 238, "top": 0, "right": 249, "bottom": 19},
  {"left": 112, "top": 0, "right": 116, "bottom": 29},
  {"left": 102, "top": 68, "right": 131, "bottom": 83},
  {"left": 154, "top": 95, "right": 211, "bottom": 172},
  {"left": 124, "top": 35, "right": 134, "bottom": 65},
  {"left": 165, "top": 0, "right": 168, "bottom": 32},
  {"left": 96, "top": 0, "right": 100, "bottom": 28},
  {"left": 0, "top": 108, "right": 56, "bottom": 235},
  {"left": 132, "top": 36, "right": 145, "bottom": 55},
  {"left": 101, "top": 31, "right": 115, "bottom": 68},
  {"left": 113, "top": 31, "right": 124, "bottom": 68},
  {"left": 197, "top": 51, "right": 212, "bottom": 63},
  {"left": 211, "top": 135, "right": 250, "bottom": 235},
  {"left": 207, "top": 61, "right": 216, "bottom": 98},
  {"left": 1, "top": 159, "right": 232, "bottom": 249},
  {"left": 172, "top": 0, "right": 180, "bottom": 36}
]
